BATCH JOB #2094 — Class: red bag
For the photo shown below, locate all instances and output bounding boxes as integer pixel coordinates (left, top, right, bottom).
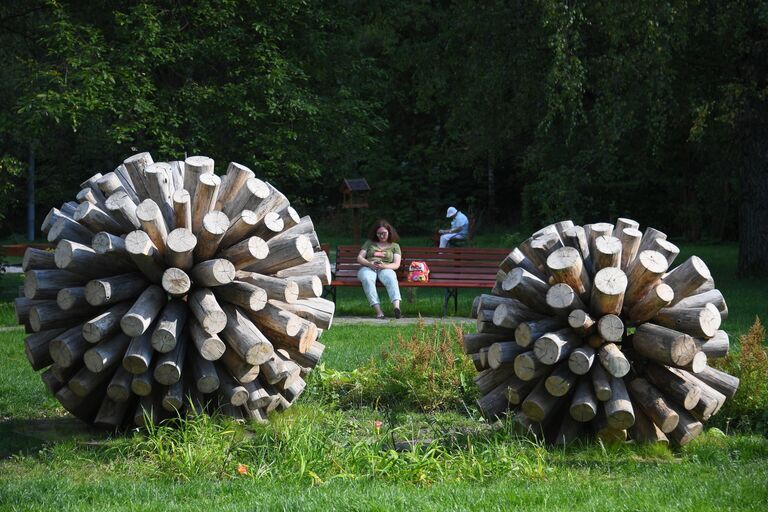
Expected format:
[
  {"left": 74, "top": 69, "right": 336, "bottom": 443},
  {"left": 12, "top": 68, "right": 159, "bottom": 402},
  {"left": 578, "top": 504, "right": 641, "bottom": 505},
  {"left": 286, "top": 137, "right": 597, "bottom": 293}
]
[{"left": 407, "top": 261, "right": 430, "bottom": 282}]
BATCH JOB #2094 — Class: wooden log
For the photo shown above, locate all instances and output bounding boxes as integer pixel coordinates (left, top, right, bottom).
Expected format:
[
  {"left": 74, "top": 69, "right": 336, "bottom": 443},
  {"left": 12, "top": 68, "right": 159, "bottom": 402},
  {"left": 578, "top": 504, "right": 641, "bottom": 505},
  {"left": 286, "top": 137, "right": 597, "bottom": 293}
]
[
  {"left": 215, "top": 162, "right": 255, "bottom": 211},
  {"left": 106, "top": 366, "right": 133, "bottom": 402},
  {"left": 153, "top": 331, "right": 187, "bottom": 385},
  {"left": 237, "top": 272, "right": 299, "bottom": 303},
  {"left": 190, "top": 347, "right": 220, "bottom": 393},
  {"left": 246, "top": 234, "right": 314, "bottom": 275},
  {"left": 220, "top": 346, "right": 260, "bottom": 384},
  {"left": 568, "top": 345, "right": 595, "bottom": 375},
  {"left": 190, "top": 259, "right": 236, "bottom": 288},
  {"left": 85, "top": 272, "right": 149, "bottom": 307},
  {"left": 637, "top": 227, "right": 667, "bottom": 255},
  {"left": 501, "top": 268, "right": 551, "bottom": 312},
  {"left": 187, "top": 288, "right": 227, "bottom": 334},
  {"left": 191, "top": 172, "right": 221, "bottom": 235},
  {"left": 546, "top": 247, "right": 591, "bottom": 300},
  {"left": 590, "top": 267, "right": 627, "bottom": 316},
  {"left": 593, "top": 408, "right": 627, "bottom": 443},
  {"left": 84, "top": 333, "right": 131, "bottom": 373},
  {"left": 121, "top": 285, "right": 167, "bottom": 337},
  {"left": 569, "top": 377, "right": 598, "bottom": 422},
  {"left": 244, "top": 379, "right": 271, "bottom": 410},
  {"left": 521, "top": 378, "right": 565, "bottom": 423},
  {"left": 49, "top": 325, "right": 89, "bottom": 368},
  {"left": 692, "top": 330, "right": 729, "bottom": 358},
  {"left": 75, "top": 201, "right": 125, "bottom": 234},
  {"left": 183, "top": 155, "right": 214, "bottom": 204},
  {"left": 279, "top": 340, "right": 325, "bottom": 371},
  {"left": 189, "top": 316, "right": 226, "bottom": 361},
  {"left": 279, "top": 377, "right": 306, "bottom": 403},
  {"left": 82, "top": 301, "right": 132, "bottom": 343},
  {"left": 474, "top": 366, "right": 515, "bottom": 394},
  {"left": 623, "top": 250, "right": 668, "bottom": 307},
  {"left": 96, "top": 171, "right": 132, "bottom": 200},
  {"left": 123, "top": 152, "right": 153, "bottom": 200},
  {"left": 29, "top": 301, "right": 94, "bottom": 332},
  {"left": 561, "top": 225, "right": 590, "bottom": 261},
  {"left": 499, "top": 247, "right": 546, "bottom": 280},
  {"left": 593, "top": 235, "right": 622, "bottom": 272},
  {"left": 626, "top": 283, "right": 674, "bottom": 324},
  {"left": 161, "top": 267, "right": 191, "bottom": 298},
  {"left": 650, "top": 238, "right": 680, "bottom": 267},
  {"left": 250, "top": 181, "right": 290, "bottom": 223},
  {"left": 695, "top": 365, "right": 739, "bottom": 399},
  {"left": 219, "top": 304, "right": 274, "bottom": 365},
  {"left": 546, "top": 283, "right": 586, "bottom": 316},
  {"left": 530, "top": 233, "right": 563, "bottom": 270},
  {"left": 632, "top": 323, "right": 697, "bottom": 367},
  {"left": 652, "top": 303, "right": 721, "bottom": 339},
  {"left": 533, "top": 327, "right": 581, "bottom": 365},
  {"left": 644, "top": 362, "right": 701, "bottom": 410},
  {"left": 143, "top": 162, "right": 175, "bottom": 228},
  {"left": 476, "top": 377, "right": 514, "bottom": 418},
  {"left": 55, "top": 240, "right": 132, "bottom": 277},
  {"left": 50, "top": 360, "right": 80, "bottom": 383},
  {"left": 629, "top": 407, "right": 669, "bottom": 444},
  {"left": 123, "top": 330, "right": 154, "bottom": 375},
  {"left": 478, "top": 347, "right": 490, "bottom": 369},
  {"left": 662, "top": 256, "right": 712, "bottom": 306},
  {"left": 92, "top": 232, "right": 130, "bottom": 262},
  {"left": 272, "top": 298, "right": 335, "bottom": 331},
  {"left": 617, "top": 227, "right": 642, "bottom": 271},
  {"left": 487, "top": 341, "right": 527, "bottom": 370},
  {"left": 512, "top": 317, "right": 561, "bottom": 347},
  {"left": 248, "top": 302, "right": 314, "bottom": 353},
  {"left": 25, "top": 269, "right": 83, "bottom": 300},
  {"left": 680, "top": 350, "right": 708, "bottom": 373},
  {"left": 213, "top": 280, "right": 268, "bottom": 313},
  {"left": 626, "top": 377, "right": 680, "bottom": 433},
  {"left": 219, "top": 209, "right": 259, "bottom": 249},
  {"left": 665, "top": 402, "right": 703, "bottom": 446},
  {"left": 15, "top": 297, "right": 48, "bottom": 330},
  {"left": 597, "top": 314, "right": 624, "bottom": 342},
  {"left": 566, "top": 309, "right": 595, "bottom": 337},
  {"left": 151, "top": 299, "right": 187, "bottom": 353},
  {"left": 464, "top": 333, "right": 508, "bottom": 357},
  {"left": 24, "top": 328, "right": 65, "bottom": 370},
  {"left": 604, "top": 377, "right": 635, "bottom": 429},
  {"left": 492, "top": 300, "right": 542, "bottom": 331},
  {"left": 47, "top": 215, "right": 94, "bottom": 246},
  {"left": 598, "top": 342, "right": 630, "bottom": 378},
  {"left": 513, "top": 351, "right": 550, "bottom": 381},
  {"left": 162, "top": 379, "right": 185, "bottom": 412},
  {"left": 217, "top": 236, "right": 270, "bottom": 270},
  {"left": 69, "top": 366, "right": 115, "bottom": 398},
  {"left": 130, "top": 371, "right": 154, "bottom": 397},
  {"left": 193, "top": 211, "right": 230, "bottom": 261},
  {"left": 275, "top": 251, "right": 332, "bottom": 286},
  {"left": 222, "top": 176, "right": 270, "bottom": 219},
  {"left": 125, "top": 230, "right": 165, "bottom": 283},
  {"left": 136, "top": 199, "right": 169, "bottom": 254},
  {"left": 544, "top": 361, "right": 577, "bottom": 397},
  {"left": 172, "top": 190, "right": 192, "bottom": 230},
  {"left": 673, "top": 369, "right": 726, "bottom": 421},
  {"left": 23, "top": 247, "right": 56, "bottom": 271},
  {"left": 249, "top": 211, "right": 284, "bottom": 240},
  {"left": 276, "top": 206, "right": 301, "bottom": 230},
  {"left": 590, "top": 362, "right": 612, "bottom": 401},
  {"left": 218, "top": 369, "right": 249, "bottom": 406},
  {"left": 41, "top": 206, "right": 72, "bottom": 234},
  {"left": 165, "top": 228, "right": 197, "bottom": 270},
  {"left": 672, "top": 289, "right": 728, "bottom": 321},
  {"left": 286, "top": 275, "right": 323, "bottom": 299},
  {"left": 104, "top": 190, "right": 141, "bottom": 230}
]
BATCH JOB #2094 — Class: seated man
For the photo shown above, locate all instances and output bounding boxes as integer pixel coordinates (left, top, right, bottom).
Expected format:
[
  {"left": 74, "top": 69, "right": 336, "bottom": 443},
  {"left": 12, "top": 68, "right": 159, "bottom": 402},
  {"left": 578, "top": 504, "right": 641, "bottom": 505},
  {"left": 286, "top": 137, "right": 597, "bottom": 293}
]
[{"left": 439, "top": 206, "right": 469, "bottom": 248}]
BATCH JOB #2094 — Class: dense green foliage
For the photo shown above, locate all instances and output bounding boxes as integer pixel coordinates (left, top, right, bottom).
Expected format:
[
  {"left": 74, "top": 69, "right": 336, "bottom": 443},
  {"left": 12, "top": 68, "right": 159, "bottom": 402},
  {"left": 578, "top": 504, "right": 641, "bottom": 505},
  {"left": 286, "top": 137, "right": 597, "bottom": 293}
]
[{"left": 1, "top": 1, "right": 768, "bottom": 272}]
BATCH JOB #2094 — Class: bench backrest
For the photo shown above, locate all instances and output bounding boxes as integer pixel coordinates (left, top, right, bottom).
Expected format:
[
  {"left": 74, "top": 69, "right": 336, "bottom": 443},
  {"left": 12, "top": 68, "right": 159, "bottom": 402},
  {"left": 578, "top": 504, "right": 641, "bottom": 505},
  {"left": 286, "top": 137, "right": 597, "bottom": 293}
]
[{"left": 333, "top": 245, "right": 509, "bottom": 286}]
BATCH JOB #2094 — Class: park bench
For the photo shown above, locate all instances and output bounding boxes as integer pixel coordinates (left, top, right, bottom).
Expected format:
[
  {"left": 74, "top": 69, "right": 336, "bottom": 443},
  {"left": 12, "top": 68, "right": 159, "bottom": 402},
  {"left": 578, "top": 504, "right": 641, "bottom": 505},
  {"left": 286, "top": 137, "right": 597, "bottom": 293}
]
[
  {"left": 1, "top": 243, "right": 54, "bottom": 257},
  {"left": 326, "top": 245, "right": 510, "bottom": 315}
]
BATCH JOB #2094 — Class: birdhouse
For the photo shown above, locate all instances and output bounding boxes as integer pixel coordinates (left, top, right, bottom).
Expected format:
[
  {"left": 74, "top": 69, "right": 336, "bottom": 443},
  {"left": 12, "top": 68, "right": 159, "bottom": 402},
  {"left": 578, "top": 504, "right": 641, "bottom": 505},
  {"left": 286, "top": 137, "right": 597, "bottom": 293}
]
[{"left": 341, "top": 178, "right": 370, "bottom": 209}]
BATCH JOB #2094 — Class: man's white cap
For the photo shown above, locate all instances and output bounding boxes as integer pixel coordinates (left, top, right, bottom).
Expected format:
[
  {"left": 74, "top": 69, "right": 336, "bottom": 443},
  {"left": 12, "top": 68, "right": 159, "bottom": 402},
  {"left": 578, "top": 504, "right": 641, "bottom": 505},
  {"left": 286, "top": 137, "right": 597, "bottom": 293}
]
[{"left": 446, "top": 206, "right": 457, "bottom": 218}]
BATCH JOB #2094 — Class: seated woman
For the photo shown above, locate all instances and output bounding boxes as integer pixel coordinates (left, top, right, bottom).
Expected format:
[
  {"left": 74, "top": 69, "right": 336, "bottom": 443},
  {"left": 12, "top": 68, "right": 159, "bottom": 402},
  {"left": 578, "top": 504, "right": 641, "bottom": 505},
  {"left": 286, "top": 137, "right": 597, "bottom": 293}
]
[{"left": 357, "top": 219, "right": 402, "bottom": 319}]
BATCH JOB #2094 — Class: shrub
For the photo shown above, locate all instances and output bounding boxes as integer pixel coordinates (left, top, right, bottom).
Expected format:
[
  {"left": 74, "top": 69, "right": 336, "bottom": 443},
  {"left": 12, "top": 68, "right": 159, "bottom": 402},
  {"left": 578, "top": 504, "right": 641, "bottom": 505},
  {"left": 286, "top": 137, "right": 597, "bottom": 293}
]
[
  {"left": 712, "top": 317, "right": 768, "bottom": 434},
  {"left": 311, "top": 320, "right": 478, "bottom": 412}
]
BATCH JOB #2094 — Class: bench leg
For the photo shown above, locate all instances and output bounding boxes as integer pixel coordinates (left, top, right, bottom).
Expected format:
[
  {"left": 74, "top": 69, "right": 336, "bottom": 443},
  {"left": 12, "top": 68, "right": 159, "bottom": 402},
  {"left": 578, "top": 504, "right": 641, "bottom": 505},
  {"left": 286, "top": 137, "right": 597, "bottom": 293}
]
[
  {"left": 443, "top": 288, "right": 458, "bottom": 317},
  {"left": 322, "top": 285, "right": 337, "bottom": 303}
]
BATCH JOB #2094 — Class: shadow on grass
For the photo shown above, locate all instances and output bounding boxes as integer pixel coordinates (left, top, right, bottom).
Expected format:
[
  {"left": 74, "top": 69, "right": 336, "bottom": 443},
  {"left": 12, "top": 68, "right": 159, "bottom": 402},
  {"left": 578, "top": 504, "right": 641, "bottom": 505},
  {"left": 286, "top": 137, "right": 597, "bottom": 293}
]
[{"left": 0, "top": 416, "right": 104, "bottom": 459}]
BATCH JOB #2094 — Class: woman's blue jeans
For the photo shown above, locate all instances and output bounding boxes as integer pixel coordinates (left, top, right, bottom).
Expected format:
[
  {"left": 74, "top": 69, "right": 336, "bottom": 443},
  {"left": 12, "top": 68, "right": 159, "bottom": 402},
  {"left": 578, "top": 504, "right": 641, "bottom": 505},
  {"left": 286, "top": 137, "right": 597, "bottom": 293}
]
[{"left": 357, "top": 267, "right": 401, "bottom": 306}]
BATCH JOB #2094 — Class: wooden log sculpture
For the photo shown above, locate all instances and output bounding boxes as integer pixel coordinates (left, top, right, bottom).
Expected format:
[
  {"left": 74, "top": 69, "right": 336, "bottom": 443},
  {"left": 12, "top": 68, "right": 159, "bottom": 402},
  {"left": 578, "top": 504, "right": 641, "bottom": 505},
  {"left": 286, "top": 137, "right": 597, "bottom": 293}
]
[
  {"left": 467, "top": 218, "right": 739, "bottom": 446},
  {"left": 17, "top": 152, "right": 331, "bottom": 430}
]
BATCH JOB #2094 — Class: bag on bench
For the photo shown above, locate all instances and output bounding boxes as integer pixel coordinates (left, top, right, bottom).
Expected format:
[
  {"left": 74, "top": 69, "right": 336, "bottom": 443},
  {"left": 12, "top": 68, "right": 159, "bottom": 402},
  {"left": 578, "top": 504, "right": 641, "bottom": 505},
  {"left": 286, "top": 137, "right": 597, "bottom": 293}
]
[{"left": 407, "top": 261, "right": 430, "bottom": 282}]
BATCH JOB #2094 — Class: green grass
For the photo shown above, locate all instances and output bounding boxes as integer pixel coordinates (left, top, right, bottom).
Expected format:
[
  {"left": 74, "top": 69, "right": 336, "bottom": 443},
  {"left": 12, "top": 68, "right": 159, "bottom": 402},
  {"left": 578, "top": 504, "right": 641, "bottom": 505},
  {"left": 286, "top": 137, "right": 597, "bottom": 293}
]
[{"left": 1, "top": 240, "right": 767, "bottom": 509}]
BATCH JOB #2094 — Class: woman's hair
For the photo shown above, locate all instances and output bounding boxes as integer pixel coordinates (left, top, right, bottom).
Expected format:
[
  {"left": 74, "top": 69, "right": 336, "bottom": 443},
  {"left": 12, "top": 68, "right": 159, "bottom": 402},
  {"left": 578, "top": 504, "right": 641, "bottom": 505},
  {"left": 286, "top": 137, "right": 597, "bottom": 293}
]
[{"left": 367, "top": 219, "right": 399, "bottom": 243}]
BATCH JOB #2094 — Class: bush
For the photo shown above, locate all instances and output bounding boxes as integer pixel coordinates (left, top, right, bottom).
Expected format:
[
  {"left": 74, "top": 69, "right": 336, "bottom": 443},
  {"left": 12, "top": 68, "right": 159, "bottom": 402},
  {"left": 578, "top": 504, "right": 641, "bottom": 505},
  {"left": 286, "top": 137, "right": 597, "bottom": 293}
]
[
  {"left": 712, "top": 317, "right": 768, "bottom": 434},
  {"left": 311, "top": 320, "right": 478, "bottom": 412}
]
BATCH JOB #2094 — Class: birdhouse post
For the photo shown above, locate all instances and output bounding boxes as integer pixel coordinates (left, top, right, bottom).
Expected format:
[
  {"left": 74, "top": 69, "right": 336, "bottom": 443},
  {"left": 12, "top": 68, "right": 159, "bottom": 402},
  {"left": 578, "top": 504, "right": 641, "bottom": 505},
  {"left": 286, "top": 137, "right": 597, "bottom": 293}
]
[{"left": 341, "top": 178, "right": 370, "bottom": 243}]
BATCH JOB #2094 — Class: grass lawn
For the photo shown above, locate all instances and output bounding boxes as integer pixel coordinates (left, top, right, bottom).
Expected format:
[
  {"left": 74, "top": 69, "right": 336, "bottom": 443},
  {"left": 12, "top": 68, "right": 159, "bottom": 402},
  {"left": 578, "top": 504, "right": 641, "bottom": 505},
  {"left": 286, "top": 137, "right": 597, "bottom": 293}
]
[{"left": 1, "top": 240, "right": 767, "bottom": 510}]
